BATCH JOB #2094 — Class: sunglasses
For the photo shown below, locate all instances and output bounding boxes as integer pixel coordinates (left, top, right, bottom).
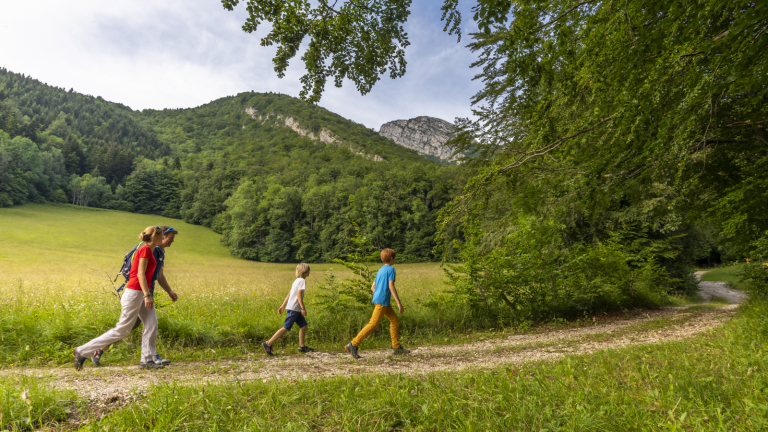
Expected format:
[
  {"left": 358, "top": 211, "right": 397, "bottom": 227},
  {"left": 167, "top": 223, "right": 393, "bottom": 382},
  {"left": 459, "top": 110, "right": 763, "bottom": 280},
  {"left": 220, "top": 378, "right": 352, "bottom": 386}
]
[{"left": 163, "top": 227, "right": 175, "bottom": 234}]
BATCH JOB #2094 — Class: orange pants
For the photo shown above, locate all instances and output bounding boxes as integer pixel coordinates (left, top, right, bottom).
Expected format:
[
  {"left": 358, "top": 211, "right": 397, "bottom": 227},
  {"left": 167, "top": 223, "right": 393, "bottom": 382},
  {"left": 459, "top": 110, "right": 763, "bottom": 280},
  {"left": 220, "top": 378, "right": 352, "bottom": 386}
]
[{"left": 352, "top": 304, "right": 400, "bottom": 348}]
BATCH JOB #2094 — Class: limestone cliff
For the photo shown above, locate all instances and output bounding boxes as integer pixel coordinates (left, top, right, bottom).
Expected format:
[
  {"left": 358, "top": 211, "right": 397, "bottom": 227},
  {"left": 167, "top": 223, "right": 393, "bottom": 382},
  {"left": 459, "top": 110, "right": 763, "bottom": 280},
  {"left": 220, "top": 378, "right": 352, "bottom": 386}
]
[
  {"left": 245, "top": 107, "right": 384, "bottom": 162},
  {"left": 379, "top": 116, "right": 456, "bottom": 162}
]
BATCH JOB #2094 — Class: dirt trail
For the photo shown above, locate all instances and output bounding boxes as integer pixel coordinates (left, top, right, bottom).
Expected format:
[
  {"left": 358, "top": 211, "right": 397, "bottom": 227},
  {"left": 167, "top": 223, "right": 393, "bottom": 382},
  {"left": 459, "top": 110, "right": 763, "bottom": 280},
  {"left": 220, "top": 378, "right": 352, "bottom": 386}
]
[
  {"left": 695, "top": 270, "right": 749, "bottom": 303},
  {"left": 2, "top": 304, "right": 738, "bottom": 407},
  {"left": 1, "top": 271, "right": 747, "bottom": 408}
]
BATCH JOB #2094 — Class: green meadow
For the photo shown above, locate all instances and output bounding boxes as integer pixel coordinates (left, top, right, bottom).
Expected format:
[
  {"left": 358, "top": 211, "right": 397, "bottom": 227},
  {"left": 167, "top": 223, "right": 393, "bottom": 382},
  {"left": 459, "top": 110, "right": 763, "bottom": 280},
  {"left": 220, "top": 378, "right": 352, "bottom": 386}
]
[
  {"left": 2, "top": 204, "right": 767, "bottom": 431},
  {"left": 0, "top": 204, "right": 469, "bottom": 365}
]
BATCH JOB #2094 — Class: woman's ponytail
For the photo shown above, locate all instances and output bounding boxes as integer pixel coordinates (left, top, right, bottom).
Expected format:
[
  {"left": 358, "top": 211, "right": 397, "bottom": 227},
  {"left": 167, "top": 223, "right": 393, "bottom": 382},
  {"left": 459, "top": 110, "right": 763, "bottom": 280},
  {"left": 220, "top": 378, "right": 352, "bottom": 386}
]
[{"left": 139, "top": 226, "right": 163, "bottom": 243}]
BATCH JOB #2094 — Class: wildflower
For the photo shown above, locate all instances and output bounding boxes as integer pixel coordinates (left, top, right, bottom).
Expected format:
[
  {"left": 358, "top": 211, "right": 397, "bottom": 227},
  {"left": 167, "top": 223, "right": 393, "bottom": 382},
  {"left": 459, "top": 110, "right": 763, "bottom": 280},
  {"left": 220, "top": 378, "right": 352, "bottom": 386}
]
[
  {"left": 745, "top": 258, "right": 749, "bottom": 262},
  {"left": 410, "top": 390, "right": 416, "bottom": 394}
]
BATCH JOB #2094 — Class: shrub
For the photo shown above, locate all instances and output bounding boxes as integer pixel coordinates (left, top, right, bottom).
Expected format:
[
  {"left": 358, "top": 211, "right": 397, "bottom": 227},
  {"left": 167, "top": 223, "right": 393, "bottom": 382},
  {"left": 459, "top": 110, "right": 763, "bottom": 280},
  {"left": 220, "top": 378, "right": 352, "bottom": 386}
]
[
  {"left": 737, "top": 232, "right": 768, "bottom": 296},
  {"left": 445, "top": 216, "right": 673, "bottom": 323}
]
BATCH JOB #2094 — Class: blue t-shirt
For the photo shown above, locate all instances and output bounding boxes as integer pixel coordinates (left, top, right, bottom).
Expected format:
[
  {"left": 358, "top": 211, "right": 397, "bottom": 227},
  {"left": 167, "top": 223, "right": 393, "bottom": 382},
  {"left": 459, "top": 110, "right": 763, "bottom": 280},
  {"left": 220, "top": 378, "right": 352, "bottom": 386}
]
[{"left": 372, "top": 264, "right": 396, "bottom": 307}]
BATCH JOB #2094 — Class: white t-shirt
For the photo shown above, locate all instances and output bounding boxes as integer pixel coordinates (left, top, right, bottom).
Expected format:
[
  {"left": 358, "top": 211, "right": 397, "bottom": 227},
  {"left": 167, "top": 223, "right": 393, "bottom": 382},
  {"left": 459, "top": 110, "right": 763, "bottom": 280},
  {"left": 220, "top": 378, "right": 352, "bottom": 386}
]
[{"left": 286, "top": 277, "right": 306, "bottom": 312}]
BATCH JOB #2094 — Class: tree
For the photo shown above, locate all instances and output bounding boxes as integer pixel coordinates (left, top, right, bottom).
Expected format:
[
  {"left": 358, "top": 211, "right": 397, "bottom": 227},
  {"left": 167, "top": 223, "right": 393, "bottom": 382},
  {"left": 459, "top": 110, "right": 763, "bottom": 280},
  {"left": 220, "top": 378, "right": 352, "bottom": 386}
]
[
  {"left": 20, "top": 116, "right": 40, "bottom": 142},
  {"left": 61, "top": 135, "right": 88, "bottom": 175},
  {"left": 69, "top": 174, "right": 113, "bottom": 207},
  {"left": 443, "top": 0, "right": 765, "bottom": 253},
  {"left": 224, "top": 1, "right": 539, "bottom": 102},
  {"left": 2, "top": 108, "right": 17, "bottom": 137},
  {"left": 122, "top": 160, "right": 182, "bottom": 217},
  {"left": 0, "top": 132, "right": 66, "bottom": 205},
  {"left": 223, "top": 0, "right": 414, "bottom": 102}
]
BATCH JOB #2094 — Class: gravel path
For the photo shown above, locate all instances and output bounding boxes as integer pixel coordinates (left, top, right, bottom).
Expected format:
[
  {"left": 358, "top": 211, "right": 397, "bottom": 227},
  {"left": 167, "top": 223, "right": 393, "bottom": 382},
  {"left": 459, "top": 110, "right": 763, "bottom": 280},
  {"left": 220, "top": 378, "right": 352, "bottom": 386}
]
[
  {"left": 695, "top": 270, "right": 749, "bottom": 303},
  {"left": 2, "top": 304, "right": 738, "bottom": 407}
]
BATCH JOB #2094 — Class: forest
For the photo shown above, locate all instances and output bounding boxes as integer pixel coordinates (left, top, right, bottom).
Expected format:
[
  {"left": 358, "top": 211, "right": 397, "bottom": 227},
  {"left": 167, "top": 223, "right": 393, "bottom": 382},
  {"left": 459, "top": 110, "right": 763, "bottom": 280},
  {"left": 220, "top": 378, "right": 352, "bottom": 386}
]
[{"left": 0, "top": 68, "right": 463, "bottom": 263}]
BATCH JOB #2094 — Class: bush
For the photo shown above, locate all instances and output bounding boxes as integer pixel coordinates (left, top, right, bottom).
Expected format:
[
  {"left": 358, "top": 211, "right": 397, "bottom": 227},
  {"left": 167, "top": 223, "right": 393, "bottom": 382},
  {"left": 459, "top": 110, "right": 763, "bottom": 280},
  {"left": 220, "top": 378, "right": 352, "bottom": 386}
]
[
  {"left": 738, "top": 262, "right": 768, "bottom": 296},
  {"left": 445, "top": 216, "right": 673, "bottom": 324},
  {"left": 736, "top": 232, "right": 768, "bottom": 296}
]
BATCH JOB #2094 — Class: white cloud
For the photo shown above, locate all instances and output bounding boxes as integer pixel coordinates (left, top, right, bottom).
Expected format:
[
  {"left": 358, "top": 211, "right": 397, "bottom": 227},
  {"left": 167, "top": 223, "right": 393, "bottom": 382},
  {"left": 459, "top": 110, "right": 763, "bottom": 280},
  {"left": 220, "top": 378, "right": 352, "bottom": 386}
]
[{"left": 0, "top": 0, "right": 481, "bottom": 128}]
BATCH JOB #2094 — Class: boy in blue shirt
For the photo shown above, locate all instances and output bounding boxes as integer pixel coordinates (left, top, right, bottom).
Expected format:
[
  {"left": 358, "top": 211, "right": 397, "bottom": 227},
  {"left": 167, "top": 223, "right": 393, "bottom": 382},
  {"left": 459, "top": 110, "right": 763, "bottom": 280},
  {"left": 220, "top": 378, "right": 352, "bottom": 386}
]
[{"left": 345, "top": 248, "right": 410, "bottom": 359}]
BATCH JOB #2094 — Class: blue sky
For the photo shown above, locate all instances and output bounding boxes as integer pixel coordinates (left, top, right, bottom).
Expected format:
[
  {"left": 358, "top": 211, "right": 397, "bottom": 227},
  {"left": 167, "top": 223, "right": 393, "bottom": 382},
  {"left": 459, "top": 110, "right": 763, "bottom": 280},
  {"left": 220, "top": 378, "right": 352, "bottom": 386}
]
[{"left": 0, "top": 1, "right": 482, "bottom": 129}]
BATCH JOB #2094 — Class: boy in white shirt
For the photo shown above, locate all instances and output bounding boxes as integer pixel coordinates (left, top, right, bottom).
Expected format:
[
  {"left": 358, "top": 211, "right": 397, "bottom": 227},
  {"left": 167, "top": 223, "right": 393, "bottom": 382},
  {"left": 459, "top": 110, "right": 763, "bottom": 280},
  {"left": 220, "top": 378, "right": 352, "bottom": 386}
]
[{"left": 262, "top": 263, "right": 314, "bottom": 355}]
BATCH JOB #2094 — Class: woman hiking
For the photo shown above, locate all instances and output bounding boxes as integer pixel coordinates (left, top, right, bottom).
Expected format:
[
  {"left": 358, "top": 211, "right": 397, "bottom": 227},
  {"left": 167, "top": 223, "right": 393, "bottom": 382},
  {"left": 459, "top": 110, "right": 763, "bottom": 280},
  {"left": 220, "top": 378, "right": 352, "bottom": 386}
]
[
  {"left": 90, "top": 226, "right": 180, "bottom": 367},
  {"left": 73, "top": 226, "right": 165, "bottom": 370}
]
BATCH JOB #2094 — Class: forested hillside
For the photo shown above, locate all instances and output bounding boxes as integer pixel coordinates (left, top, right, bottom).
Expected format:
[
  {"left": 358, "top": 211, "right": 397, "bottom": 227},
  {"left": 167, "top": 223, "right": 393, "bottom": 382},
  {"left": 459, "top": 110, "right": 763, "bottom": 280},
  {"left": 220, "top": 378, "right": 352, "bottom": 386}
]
[
  {"left": 0, "top": 68, "right": 167, "bottom": 184},
  {"left": 0, "top": 68, "right": 463, "bottom": 262},
  {"left": 131, "top": 93, "right": 462, "bottom": 261}
]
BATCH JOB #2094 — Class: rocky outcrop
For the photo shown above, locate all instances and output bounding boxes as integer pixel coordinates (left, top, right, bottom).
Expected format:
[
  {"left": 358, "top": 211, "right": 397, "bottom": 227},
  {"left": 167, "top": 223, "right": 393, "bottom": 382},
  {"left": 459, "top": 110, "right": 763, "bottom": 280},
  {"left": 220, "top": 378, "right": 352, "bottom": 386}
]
[
  {"left": 245, "top": 107, "right": 384, "bottom": 162},
  {"left": 379, "top": 116, "right": 456, "bottom": 161}
]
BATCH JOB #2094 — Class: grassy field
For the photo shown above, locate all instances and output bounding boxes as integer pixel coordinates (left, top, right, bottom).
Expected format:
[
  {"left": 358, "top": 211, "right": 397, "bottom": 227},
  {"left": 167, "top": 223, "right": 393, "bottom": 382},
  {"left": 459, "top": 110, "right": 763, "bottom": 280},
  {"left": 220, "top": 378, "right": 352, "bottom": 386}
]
[
  {"left": 0, "top": 204, "right": 465, "bottom": 365},
  {"left": 82, "top": 300, "right": 768, "bottom": 431}
]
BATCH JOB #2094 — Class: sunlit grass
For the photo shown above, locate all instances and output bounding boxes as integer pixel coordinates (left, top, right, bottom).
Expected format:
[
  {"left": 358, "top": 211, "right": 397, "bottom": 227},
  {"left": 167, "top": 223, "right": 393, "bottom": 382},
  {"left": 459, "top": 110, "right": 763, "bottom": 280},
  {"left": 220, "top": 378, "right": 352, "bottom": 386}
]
[
  {"left": 0, "top": 375, "right": 80, "bottom": 430},
  {"left": 700, "top": 265, "right": 750, "bottom": 291},
  {"left": 0, "top": 204, "right": 451, "bottom": 365}
]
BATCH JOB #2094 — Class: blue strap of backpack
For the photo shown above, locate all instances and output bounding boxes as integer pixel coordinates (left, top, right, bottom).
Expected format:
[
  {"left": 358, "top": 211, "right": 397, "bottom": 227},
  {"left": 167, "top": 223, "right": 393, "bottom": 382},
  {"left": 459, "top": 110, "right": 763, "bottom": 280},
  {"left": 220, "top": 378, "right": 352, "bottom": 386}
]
[{"left": 115, "top": 243, "right": 142, "bottom": 283}]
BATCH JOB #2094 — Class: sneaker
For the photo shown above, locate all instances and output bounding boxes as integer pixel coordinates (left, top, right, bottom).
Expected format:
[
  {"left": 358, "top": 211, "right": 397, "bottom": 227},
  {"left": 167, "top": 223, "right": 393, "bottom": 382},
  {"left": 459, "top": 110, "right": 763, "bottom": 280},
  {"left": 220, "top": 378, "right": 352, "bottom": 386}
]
[
  {"left": 73, "top": 349, "right": 87, "bottom": 371},
  {"left": 90, "top": 349, "right": 104, "bottom": 367},
  {"left": 155, "top": 354, "right": 171, "bottom": 366},
  {"left": 138, "top": 361, "right": 165, "bottom": 370},
  {"left": 344, "top": 343, "right": 361, "bottom": 359},
  {"left": 262, "top": 341, "right": 274, "bottom": 356},
  {"left": 392, "top": 346, "right": 411, "bottom": 355},
  {"left": 298, "top": 346, "right": 315, "bottom": 353}
]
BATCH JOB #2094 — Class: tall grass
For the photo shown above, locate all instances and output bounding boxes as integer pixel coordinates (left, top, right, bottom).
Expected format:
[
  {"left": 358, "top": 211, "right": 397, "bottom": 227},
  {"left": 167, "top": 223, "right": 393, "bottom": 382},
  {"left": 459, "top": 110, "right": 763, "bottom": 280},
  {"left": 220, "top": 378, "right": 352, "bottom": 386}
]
[
  {"left": 82, "top": 299, "right": 768, "bottom": 431},
  {"left": 1, "top": 204, "right": 475, "bottom": 364},
  {"left": 0, "top": 376, "right": 79, "bottom": 430}
]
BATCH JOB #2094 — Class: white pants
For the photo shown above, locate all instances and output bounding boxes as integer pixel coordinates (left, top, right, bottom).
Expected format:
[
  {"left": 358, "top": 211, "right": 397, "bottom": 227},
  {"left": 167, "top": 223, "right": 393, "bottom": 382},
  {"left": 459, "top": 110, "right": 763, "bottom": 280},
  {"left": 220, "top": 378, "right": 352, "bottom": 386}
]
[{"left": 76, "top": 289, "right": 158, "bottom": 363}]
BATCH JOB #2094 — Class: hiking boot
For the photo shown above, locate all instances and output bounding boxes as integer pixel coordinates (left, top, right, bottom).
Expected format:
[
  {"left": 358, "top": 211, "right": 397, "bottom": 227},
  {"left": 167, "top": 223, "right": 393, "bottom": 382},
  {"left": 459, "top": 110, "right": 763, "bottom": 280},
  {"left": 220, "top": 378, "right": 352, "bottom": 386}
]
[
  {"left": 155, "top": 354, "right": 171, "bottom": 366},
  {"left": 392, "top": 346, "right": 411, "bottom": 355},
  {"left": 73, "top": 349, "right": 87, "bottom": 371},
  {"left": 262, "top": 341, "right": 274, "bottom": 356},
  {"left": 138, "top": 361, "right": 165, "bottom": 370},
  {"left": 298, "top": 346, "right": 315, "bottom": 353},
  {"left": 90, "top": 349, "right": 104, "bottom": 367},
  {"left": 344, "top": 343, "right": 361, "bottom": 359}
]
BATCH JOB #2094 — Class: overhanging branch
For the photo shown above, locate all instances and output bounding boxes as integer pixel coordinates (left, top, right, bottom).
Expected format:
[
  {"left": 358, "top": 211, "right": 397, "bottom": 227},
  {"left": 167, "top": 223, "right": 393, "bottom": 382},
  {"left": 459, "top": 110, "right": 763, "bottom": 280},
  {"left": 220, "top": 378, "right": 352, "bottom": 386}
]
[{"left": 500, "top": 114, "right": 618, "bottom": 172}]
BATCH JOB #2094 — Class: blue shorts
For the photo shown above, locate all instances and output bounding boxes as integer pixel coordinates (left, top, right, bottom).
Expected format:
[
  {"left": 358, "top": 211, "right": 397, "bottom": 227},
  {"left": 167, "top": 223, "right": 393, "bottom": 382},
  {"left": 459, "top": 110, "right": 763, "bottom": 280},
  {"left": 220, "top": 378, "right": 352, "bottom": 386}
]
[{"left": 284, "top": 310, "right": 308, "bottom": 330}]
